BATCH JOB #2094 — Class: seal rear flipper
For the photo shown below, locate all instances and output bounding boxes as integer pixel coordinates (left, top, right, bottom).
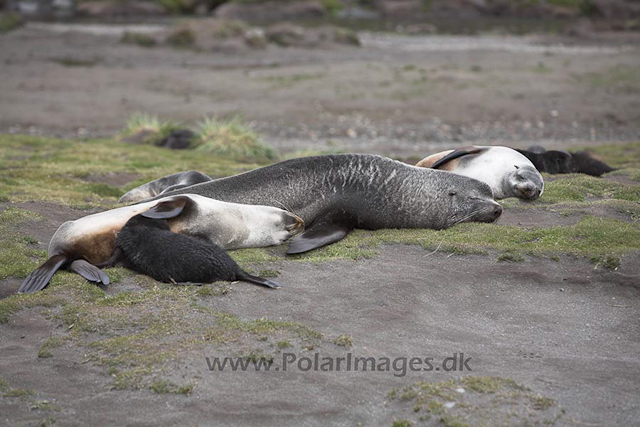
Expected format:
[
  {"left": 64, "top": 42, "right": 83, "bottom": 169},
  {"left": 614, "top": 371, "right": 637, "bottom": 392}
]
[
  {"left": 235, "top": 272, "right": 282, "bottom": 289},
  {"left": 428, "top": 146, "right": 485, "bottom": 170},
  {"left": 142, "top": 195, "right": 192, "bottom": 219},
  {"left": 18, "top": 254, "right": 67, "bottom": 294},
  {"left": 68, "top": 260, "right": 110, "bottom": 285},
  {"left": 286, "top": 209, "right": 357, "bottom": 255}
]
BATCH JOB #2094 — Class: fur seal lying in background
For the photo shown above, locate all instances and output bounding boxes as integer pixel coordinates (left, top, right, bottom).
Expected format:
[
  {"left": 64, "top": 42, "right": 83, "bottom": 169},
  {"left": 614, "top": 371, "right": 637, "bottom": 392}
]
[
  {"left": 516, "top": 146, "right": 615, "bottom": 177},
  {"left": 416, "top": 146, "right": 544, "bottom": 200},
  {"left": 100, "top": 214, "right": 281, "bottom": 289},
  {"left": 19, "top": 194, "right": 302, "bottom": 293},
  {"left": 119, "top": 171, "right": 212, "bottom": 204},
  {"left": 146, "top": 154, "right": 503, "bottom": 254}
]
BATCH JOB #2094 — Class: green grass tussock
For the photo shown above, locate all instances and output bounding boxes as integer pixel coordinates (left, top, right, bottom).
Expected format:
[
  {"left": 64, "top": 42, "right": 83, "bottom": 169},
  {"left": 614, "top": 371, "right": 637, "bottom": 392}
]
[{"left": 193, "top": 116, "right": 277, "bottom": 162}]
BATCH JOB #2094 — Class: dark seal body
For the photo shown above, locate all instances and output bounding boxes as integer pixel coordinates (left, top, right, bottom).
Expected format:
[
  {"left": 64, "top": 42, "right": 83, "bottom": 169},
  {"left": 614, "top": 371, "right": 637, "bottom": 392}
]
[
  {"left": 154, "top": 154, "right": 502, "bottom": 253},
  {"left": 517, "top": 147, "right": 615, "bottom": 177},
  {"left": 107, "top": 214, "right": 281, "bottom": 288}
]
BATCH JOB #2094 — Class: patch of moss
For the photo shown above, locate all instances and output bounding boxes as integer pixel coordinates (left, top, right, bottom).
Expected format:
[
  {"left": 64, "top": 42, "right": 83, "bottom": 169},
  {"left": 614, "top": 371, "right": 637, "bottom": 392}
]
[
  {"left": 121, "top": 32, "right": 157, "bottom": 47},
  {"left": 165, "top": 28, "right": 196, "bottom": 47},
  {"left": 590, "top": 254, "right": 621, "bottom": 270},
  {"left": 258, "top": 269, "right": 279, "bottom": 278},
  {"left": 388, "top": 376, "right": 560, "bottom": 426},
  {"left": 276, "top": 339, "right": 292, "bottom": 349},
  {"left": 391, "top": 420, "right": 413, "bottom": 427},
  {"left": 334, "top": 334, "right": 353, "bottom": 347},
  {"left": 497, "top": 251, "right": 525, "bottom": 263},
  {"left": 30, "top": 401, "right": 62, "bottom": 412},
  {"left": 38, "top": 337, "right": 67, "bottom": 359},
  {"left": 282, "top": 215, "right": 639, "bottom": 265},
  {"left": 149, "top": 379, "right": 194, "bottom": 395},
  {"left": 541, "top": 174, "right": 639, "bottom": 204},
  {"left": 196, "top": 283, "right": 230, "bottom": 297},
  {"left": 1, "top": 379, "right": 36, "bottom": 399},
  {"left": 0, "top": 134, "right": 257, "bottom": 206}
]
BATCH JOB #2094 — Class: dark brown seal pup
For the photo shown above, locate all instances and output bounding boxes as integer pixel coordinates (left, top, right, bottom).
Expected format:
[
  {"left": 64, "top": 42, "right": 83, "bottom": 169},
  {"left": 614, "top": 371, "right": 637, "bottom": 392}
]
[
  {"left": 516, "top": 147, "right": 615, "bottom": 177},
  {"left": 100, "top": 214, "right": 281, "bottom": 288}
]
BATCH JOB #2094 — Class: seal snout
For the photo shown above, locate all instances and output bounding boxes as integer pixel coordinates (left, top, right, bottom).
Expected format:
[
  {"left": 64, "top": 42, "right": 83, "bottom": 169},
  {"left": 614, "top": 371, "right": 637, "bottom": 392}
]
[
  {"left": 491, "top": 204, "right": 503, "bottom": 221},
  {"left": 516, "top": 184, "right": 542, "bottom": 201}
]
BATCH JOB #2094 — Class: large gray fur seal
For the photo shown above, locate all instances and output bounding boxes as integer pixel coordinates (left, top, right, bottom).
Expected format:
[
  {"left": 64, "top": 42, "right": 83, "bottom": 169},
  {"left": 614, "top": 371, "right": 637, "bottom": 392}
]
[{"left": 146, "top": 154, "right": 503, "bottom": 254}]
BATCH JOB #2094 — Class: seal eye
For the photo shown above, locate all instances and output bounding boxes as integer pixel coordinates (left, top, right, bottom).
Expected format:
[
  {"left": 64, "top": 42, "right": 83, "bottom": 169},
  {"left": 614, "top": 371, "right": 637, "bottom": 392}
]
[{"left": 448, "top": 190, "right": 457, "bottom": 196}]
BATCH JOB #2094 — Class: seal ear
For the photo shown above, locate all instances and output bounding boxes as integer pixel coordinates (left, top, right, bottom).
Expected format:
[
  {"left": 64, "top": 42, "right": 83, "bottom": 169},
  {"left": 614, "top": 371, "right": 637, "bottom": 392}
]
[
  {"left": 427, "top": 146, "right": 485, "bottom": 170},
  {"left": 287, "top": 209, "right": 357, "bottom": 255},
  {"left": 142, "top": 196, "right": 192, "bottom": 219}
]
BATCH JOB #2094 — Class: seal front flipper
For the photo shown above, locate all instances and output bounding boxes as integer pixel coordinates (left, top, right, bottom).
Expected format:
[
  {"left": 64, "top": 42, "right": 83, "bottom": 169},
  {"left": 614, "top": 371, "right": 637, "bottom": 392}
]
[
  {"left": 68, "top": 260, "right": 110, "bottom": 285},
  {"left": 19, "top": 254, "right": 67, "bottom": 294},
  {"left": 142, "top": 195, "right": 191, "bottom": 219},
  {"left": 286, "top": 209, "right": 357, "bottom": 255}
]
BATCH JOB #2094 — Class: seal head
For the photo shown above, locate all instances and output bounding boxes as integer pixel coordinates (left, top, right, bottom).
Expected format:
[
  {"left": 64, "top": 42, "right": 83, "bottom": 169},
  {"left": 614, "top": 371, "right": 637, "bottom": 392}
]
[{"left": 417, "top": 146, "right": 544, "bottom": 201}]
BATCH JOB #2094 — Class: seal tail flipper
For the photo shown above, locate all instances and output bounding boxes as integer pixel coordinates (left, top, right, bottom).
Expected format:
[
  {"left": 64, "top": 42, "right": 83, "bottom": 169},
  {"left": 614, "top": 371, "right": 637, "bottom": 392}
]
[
  {"left": 68, "top": 259, "right": 110, "bottom": 285},
  {"left": 18, "top": 254, "right": 67, "bottom": 293},
  {"left": 235, "top": 271, "right": 282, "bottom": 289},
  {"left": 286, "top": 209, "right": 357, "bottom": 255},
  {"left": 428, "top": 146, "right": 485, "bottom": 170},
  {"left": 141, "top": 195, "right": 192, "bottom": 219}
]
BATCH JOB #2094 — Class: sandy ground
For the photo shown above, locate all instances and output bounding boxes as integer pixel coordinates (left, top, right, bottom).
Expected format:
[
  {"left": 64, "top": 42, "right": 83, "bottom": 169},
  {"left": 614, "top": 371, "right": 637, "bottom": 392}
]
[
  {"left": 1, "top": 22, "right": 639, "bottom": 158},
  {"left": 1, "top": 21, "right": 640, "bottom": 426}
]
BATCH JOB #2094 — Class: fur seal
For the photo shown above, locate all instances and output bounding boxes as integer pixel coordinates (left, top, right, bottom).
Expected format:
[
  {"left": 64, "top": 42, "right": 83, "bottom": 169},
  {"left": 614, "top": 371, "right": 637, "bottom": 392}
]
[
  {"left": 516, "top": 147, "right": 615, "bottom": 177},
  {"left": 19, "top": 194, "right": 302, "bottom": 293},
  {"left": 145, "top": 154, "right": 503, "bottom": 254},
  {"left": 119, "top": 171, "right": 213, "bottom": 204},
  {"left": 99, "top": 214, "right": 281, "bottom": 289},
  {"left": 416, "top": 146, "right": 544, "bottom": 200}
]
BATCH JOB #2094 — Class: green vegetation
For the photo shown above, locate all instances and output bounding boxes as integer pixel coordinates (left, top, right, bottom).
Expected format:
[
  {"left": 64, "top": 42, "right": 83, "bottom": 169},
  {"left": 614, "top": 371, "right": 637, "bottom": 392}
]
[
  {"left": 388, "top": 376, "right": 562, "bottom": 426},
  {"left": 165, "top": 28, "right": 196, "bottom": 47},
  {"left": 0, "top": 208, "right": 47, "bottom": 283},
  {"left": 541, "top": 174, "right": 639, "bottom": 204},
  {"left": 0, "top": 133, "right": 260, "bottom": 207},
  {"left": 51, "top": 57, "right": 100, "bottom": 68},
  {"left": 262, "top": 73, "right": 325, "bottom": 88},
  {"left": 0, "top": 12, "right": 24, "bottom": 33},
  {"left": 573, "top": 65, "right": 640, "bottom": 93},
  {"left": 497, "top": 251, "right": 525, "bottom": 263},
  {"left": 333, "top": 334, "right": 353, "bottom": 347},
  {"left": 0, "top": 135, "right": 638, "bottom": 393},
  {"left": 121, "top": 32, "right": 157, "bottom": 47},
  {"left": 149, "top": 379, "right": 194, "bottom": 395},
  {"left": 0, "top": 378, "right": 36, "bottom": 400},
  {"left": 193, "top": 116, "right": 276, "bottom": 162},
  {"left": 119, "top": 113, "right": 183, "bottom": 147},
  {"left": 37, "top": 337, "right": 68, "bottom": 359},
  {"left": 0, "top": 274, "right": 324, "bottom": 389}
]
